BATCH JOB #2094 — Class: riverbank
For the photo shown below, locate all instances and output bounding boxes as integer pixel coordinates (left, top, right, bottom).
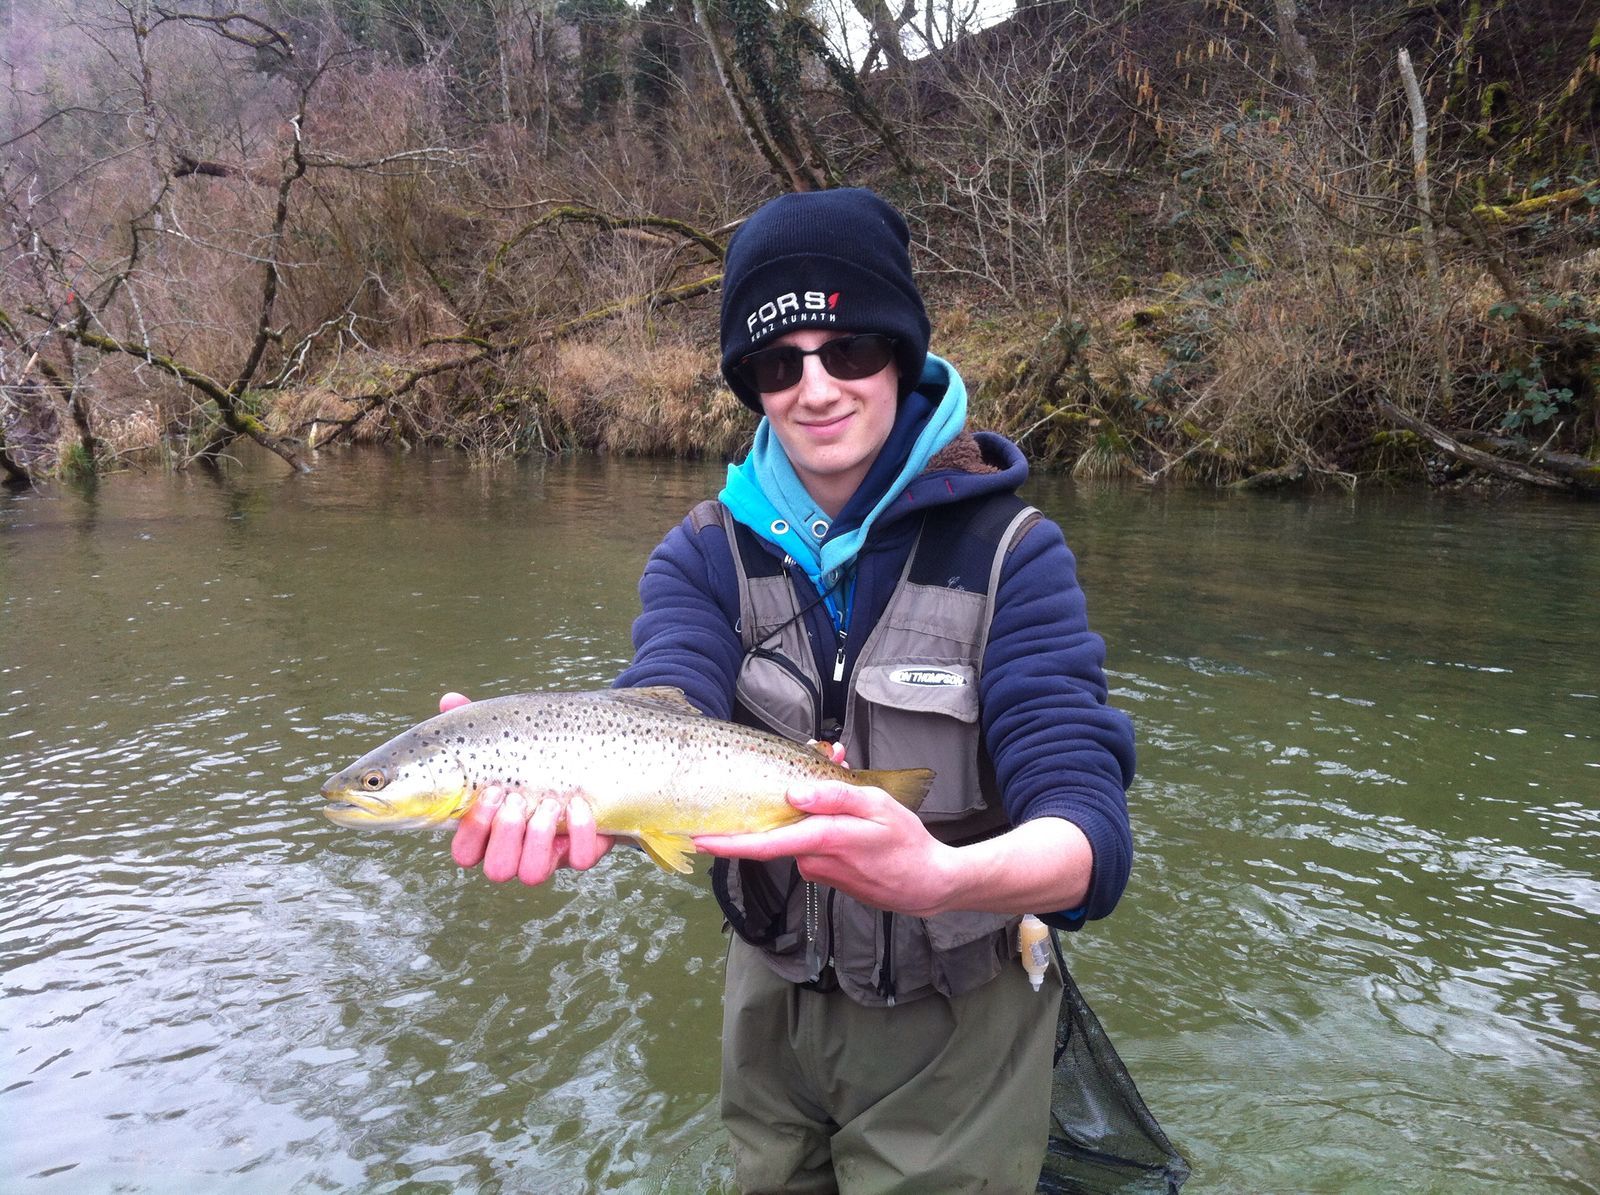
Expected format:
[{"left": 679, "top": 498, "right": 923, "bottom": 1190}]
[
  {"left": 4, "top": 1, "right": 1596, "bottom": 494},
  {"left": 240, "top": 234, "right": 1597, "bottom": 496},
  {"left": 11, "top": 230, "right": 1597, "bottom": 496}
]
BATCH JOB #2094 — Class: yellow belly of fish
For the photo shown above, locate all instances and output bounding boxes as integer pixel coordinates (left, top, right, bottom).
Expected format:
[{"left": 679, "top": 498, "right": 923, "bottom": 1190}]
[{"left": 588, "top": 786, "right": 805, "bottom": 874}]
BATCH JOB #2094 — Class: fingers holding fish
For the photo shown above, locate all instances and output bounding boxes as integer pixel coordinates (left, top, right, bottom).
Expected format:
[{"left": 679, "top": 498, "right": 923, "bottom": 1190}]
[
  {"left": 451, "top": 785, "right": 505, "bottom": 869},
  {"left": 480, "top": 791, "right": 554, "bottom": 883},
  {"left": 482, "top": 791, "right": 536, "bottom": 883},
  {"left": 696, "top": 780, "right": 957, "bottom": 918},
  {"left": 451, "top": 786, "right": 614, "bottom": 886},
  {"left": 506, "top": 794, "right": 569, "bottom": 885},
  {"left": 450, "top": 785, "right": 526, "bottom": 881},
  {"left": 562, "top": 796, "right": 613, "bottom": 873},
  {"left": 514, "top": 796, "right": 614, "bottom": 884},
  {"left": 439, "top": 690, "right": 472, "bottom": 714}
]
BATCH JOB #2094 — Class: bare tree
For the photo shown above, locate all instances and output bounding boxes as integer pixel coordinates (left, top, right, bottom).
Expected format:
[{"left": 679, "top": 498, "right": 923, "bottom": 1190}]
[
  {"left": 1, "top": 3, "right": 469, "bottom": 473},
  {"left": 918, "top": 32, "right": 1121, "bottom": 312}
]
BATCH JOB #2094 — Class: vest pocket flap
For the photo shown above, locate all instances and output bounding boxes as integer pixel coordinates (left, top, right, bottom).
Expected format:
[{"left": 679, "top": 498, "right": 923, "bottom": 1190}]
[
  {"left": 924, "top": 909, "right": 1016, "bottom": 953},
  {"left": 854, "top": 663, "right": 980, "bottom": 722}
]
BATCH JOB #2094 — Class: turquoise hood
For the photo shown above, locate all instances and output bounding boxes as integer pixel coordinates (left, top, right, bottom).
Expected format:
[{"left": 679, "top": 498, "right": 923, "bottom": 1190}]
[{"left": 719, "top": 353, "right": 967, "bottom": 624}]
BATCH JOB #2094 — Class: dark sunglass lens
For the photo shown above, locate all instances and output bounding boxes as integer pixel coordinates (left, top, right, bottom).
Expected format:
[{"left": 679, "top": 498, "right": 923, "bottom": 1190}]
[
  {"left": 742, "top": 347, "right": 803, "bottom": 392},
  {"left": 739, "top": 334, "right": 895, "bottom": 393},
  {"left": 819, "top": 334, "right": 895, "bottom": 379}
]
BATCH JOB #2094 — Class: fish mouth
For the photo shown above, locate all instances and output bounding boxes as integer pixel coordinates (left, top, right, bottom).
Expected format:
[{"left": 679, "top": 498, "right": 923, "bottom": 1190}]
[
  {"left": 321, "top": 789, "right": 398, "bottom": 826},
  {"left": 320, "top": 782, "right": 470, "bottom": 830}
]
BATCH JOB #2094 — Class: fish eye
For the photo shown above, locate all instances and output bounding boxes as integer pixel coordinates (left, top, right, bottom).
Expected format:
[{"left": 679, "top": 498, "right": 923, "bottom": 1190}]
[{"left": 359, "top": 768, "right": 388, "bottom": 791}]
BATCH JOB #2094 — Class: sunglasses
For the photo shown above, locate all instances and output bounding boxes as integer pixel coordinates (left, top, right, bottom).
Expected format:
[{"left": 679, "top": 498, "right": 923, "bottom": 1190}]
[{"left": 736, "top": 333, "right": 897, "bottom": 394}]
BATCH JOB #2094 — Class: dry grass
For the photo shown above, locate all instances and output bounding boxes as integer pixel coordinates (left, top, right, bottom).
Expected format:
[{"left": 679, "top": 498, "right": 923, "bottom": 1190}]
[
  {"left": 94, "top": 403, "right": 166, "bottom": 463},
  {"left": 543, "top": 334, "right": 748, "bottom": 457}
]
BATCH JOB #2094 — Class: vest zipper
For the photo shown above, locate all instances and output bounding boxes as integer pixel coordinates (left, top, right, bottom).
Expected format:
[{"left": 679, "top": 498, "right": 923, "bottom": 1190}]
[
  {"left": 831, "top": 580, "right": 854, "bottom": 683},
  {"left": 804, "top": 880, "right": 822, "bottom": 982},
  {"left": 825, "top": 886, "right": 838, "bottom": 978},
  {"left": 878, "top": 911, "right": 897, "bottom": 1006}
]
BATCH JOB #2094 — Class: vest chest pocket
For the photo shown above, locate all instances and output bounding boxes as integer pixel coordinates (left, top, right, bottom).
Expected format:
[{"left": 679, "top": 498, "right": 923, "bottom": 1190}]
[
  {"left": 736, "top": 646, "right": 819, "bottom": 743},
  {"left": 853, "top": 662, "right": 983, "bottom": 820}
]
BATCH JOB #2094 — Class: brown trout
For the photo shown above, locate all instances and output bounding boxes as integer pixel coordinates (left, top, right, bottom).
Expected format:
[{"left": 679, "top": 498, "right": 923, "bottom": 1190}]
[{"left": 320, "top": 687, "right": 934, "bottom": 874}]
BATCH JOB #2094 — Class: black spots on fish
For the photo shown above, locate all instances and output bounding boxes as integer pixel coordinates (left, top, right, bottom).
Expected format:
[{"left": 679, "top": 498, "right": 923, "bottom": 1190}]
[{"left": 457, "top": 736, "right": 466, "bottom": 744}]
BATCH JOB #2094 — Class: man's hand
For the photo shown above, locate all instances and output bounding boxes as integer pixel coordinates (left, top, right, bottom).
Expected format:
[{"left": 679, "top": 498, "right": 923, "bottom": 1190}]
[
  {"left": 440, "top": 691, "right": 615, "bottom": 885},
  {"left": 696, "top": 774, "right": 1095, "bottom": 918},
  {"left": 695, "top": 781, "right": 960, "bottom": 918}
]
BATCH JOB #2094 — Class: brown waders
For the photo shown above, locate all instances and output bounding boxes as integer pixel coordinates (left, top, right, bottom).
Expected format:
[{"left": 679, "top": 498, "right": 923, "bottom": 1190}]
[{"left": 720, "top": 935, "right": 1061, "bottom": 1194}]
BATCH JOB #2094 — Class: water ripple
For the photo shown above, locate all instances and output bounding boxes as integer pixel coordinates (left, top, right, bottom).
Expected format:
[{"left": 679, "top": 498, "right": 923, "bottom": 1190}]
[{"left": 5, "top": 458, "right": 1598, "bottom": 1191}]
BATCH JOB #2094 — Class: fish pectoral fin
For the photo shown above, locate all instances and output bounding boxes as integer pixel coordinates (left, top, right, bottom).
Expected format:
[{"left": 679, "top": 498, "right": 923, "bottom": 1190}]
[{"left": 632, "top": 829, "right": 698, "bottom": 875}]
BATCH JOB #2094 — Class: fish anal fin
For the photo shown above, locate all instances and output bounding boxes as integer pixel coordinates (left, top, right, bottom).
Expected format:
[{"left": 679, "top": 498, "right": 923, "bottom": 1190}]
[
  {"left": 633, "top": 829, "right": 698, "bottom": 875},
  {"left": 851, "top": 767, "right": 936, "bottom": 813},
  {"left": 606, "top": 686, "right": 704, "bottom": 717}
]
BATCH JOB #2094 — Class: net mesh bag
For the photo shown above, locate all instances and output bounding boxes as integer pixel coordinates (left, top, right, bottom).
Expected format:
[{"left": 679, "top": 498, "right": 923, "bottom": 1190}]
[{"left": 1037, "top": 934, "right": 1190, "bottom": 1194}]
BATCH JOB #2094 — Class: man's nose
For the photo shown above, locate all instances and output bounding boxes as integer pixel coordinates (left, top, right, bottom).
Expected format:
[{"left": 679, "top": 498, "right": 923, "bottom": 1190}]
[{"left": 794, "top": 352, "right": 839, "bottom": 403}]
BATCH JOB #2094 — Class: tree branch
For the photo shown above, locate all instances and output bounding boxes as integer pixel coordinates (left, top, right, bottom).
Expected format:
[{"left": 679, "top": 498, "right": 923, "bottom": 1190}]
[
  {"left": 541, "top": 272, "right": 722, "bottom": 339},
  {"left": 50, "top": 320, "right": 308, "bottom": 472},
  {"left": 151, "top": 8, "right": 293, "bottom": 57}
]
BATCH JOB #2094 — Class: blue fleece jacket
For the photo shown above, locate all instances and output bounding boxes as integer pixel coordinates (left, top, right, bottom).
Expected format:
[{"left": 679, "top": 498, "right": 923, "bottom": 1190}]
[{"left": 615, "top": 378, "right": 1136, "bottom": 924}]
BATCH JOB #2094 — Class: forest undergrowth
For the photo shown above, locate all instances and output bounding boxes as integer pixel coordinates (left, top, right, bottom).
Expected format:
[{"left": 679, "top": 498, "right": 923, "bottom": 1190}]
[{"left": 2, "top": 0, "right": 1596, "bottom": 493}]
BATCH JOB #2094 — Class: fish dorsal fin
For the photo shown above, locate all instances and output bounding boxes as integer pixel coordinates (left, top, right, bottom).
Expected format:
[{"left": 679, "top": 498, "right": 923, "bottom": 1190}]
[{"left": 604, "top": 686, "right": 704, "bottom": 717}]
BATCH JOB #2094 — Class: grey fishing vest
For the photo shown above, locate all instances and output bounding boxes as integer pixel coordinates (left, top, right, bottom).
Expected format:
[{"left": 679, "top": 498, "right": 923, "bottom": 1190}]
[{"left": 696, "top": 493, "right": 1041, "bottom": 1007}]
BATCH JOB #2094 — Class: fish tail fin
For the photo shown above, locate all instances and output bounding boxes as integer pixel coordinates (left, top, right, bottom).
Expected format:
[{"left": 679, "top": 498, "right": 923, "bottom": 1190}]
[
  {"left": 851, "top": 767, "right": 935, "bottom": 813},
  {"left": 634, "top": 829, "right": 698, "bottom": 875}
]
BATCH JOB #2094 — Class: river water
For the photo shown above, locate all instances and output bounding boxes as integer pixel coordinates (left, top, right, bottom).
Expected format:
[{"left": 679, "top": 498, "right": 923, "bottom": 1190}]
[{"left": 1, "top": 449, "right": 1596, "bottom": 1193}]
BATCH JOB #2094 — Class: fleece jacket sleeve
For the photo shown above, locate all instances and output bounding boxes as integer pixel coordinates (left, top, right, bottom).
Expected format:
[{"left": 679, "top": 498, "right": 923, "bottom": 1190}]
[
  {"left": 980, "top": 516, "right": 1136, "bottom": 925},
  {"left": 612, "top": 517, "right": 745, "bottom": 721}
]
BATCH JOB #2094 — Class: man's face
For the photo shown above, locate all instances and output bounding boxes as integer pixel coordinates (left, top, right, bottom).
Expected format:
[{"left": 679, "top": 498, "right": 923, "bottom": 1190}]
[{"left": 757, "top": 329, "right": 899, "bottom": 518}]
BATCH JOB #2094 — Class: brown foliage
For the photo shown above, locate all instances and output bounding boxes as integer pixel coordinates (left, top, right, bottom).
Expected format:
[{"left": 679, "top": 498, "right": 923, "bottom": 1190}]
[{"left": 1, "top": 0, "right": 1594, "bottom": 489}]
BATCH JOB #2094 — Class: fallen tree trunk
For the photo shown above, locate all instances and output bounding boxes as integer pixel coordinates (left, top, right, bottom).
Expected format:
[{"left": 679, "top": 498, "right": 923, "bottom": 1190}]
[
  {"left": 1456, "top": 432, "right": 1600, "bottom": 491},
  {"left": 1230, "top": 460, "right": 1310, "bottom": 491},
  {"left": 1471, "top": 180, "right": 1597, "bottom": 226},
  {"left": 544, "top": 272, "right": 722, "bottom": 339},
  {"left": 498, "top": 205, "right": 726, "bottom": 263},
  {"left": 1373, "top": 398, "right": 1577, "bottom": 491}
]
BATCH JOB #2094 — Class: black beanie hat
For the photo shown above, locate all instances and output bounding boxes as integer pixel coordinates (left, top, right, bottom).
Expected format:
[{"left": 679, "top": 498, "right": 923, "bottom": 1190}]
[{"left": 719, "top": 188, "right": 930, "bottom": 412}]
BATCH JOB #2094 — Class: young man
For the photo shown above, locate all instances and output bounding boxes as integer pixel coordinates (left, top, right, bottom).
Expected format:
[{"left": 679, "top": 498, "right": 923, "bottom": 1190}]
[{"left": 451, "top": 188, "right": 1135, "bottom": 1193}]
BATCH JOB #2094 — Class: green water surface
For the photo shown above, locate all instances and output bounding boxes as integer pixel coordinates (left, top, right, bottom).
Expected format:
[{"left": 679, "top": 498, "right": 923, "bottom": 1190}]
[{"left": 1, "top": 450, "right": 1595, "bottom": 1192}]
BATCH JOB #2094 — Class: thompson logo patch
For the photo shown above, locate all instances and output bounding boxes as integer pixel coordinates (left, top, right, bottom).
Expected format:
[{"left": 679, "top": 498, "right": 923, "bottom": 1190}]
[{"left": 888, "top": 667, "right": 967, "bottom": 687}]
